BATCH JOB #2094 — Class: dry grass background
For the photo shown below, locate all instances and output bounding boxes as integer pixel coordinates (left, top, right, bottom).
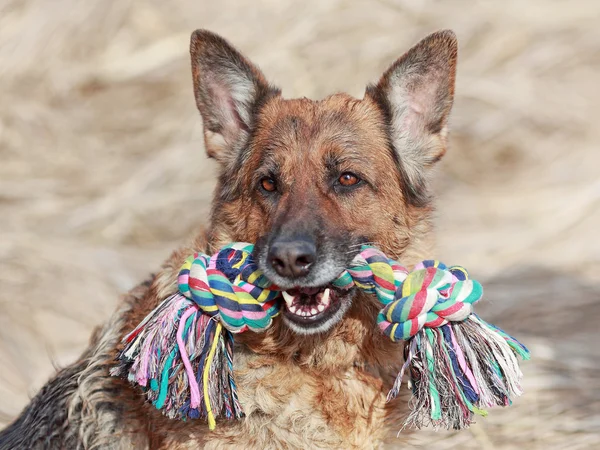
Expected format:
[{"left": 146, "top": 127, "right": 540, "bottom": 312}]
[{"left": 1, "top": 0, "right": 599, "bottom": 448}]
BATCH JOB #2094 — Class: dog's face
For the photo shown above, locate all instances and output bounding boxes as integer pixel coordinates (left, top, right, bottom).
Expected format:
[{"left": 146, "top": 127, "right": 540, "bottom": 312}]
[{"left": 190, "top": 30, "right": 457, "bottom": 335}]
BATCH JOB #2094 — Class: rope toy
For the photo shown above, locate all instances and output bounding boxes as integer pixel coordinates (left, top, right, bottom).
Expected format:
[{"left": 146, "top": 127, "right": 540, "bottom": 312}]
[{"left": 112, "top": 243, "right": 529, "bottom": 431}]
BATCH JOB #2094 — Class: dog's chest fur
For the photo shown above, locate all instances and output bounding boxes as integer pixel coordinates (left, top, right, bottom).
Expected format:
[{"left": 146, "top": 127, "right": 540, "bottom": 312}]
[
  {"left": 160, "top": 317, "right": 401, "bottom": 449},
  {"left": 191, "top": 351, "right": 390, "bottom": 449}
]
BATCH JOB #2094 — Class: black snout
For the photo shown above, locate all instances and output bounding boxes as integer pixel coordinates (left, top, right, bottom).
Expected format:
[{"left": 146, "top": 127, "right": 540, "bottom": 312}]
[{"left": 268, "top": 239, "right": 316, "bottom": 279}]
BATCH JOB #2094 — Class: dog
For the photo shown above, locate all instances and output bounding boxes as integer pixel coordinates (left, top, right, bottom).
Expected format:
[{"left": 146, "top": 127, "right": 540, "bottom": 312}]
[{"left": 0, "top": 28, "right": 457, "bottom": 449}]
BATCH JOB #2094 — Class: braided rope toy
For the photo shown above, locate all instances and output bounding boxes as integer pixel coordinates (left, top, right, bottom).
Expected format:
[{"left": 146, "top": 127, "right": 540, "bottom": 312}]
[{"left": 112, "top": 243, "right": 529, "bottom": 431}]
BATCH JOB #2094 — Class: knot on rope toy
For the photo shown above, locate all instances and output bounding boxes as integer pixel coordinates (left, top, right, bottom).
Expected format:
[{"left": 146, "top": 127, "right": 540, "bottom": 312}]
[
  {"left": 112, "top": 243, "right": 529, "bottom": 432},
  {"left": 178, "top": 242, "right": 280, "bottom": 333},
  {"left": 377, "top": 260, "right": 482, "bottom": 341}
]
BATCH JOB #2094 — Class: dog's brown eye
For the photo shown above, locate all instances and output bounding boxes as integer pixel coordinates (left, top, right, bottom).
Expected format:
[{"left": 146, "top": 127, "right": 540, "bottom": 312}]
[
  {"left": 338, "top": 172, "right": 360, "bottom": 187},
  {"left": 260, "top": 177, "right": 277, "bottom": 192}
]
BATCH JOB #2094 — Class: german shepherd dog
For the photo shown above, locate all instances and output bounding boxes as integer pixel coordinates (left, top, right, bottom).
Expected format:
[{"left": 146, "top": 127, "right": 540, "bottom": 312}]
[{"left": 0, "top": 29, "right": 457, "bottom": 449}]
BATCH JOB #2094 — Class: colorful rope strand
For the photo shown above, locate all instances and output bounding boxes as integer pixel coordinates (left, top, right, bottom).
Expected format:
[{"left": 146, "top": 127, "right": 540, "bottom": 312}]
[
  {"left": 113, "top": 243, "right": 529, "bottom": 431},
  {"left": 178, "top": 242, "right": 280, "bottom": 332}
]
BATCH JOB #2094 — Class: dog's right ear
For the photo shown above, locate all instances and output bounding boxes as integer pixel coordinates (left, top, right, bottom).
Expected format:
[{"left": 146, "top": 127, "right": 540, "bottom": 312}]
[{"left": 190, "top": 30, "right": 279, "bottom": 166}]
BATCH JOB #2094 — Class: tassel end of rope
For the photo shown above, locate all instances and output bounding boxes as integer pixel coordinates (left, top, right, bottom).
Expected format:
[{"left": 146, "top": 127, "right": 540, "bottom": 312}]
[
  {"left": 110, "top": 293, "right": 244, "bottom": 425},
  {"left": 379, "top": 261, "right": 530, "bottom": 430}
]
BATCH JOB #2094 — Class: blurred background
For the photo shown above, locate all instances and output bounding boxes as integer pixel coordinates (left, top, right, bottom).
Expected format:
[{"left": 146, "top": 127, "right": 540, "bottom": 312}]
[{"left": 1, "top": 0, "right": 599, "bottom": 448}]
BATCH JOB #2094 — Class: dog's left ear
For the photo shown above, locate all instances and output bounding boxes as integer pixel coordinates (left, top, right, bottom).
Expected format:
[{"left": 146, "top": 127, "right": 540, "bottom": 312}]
[
  {"left": 366, "top": 30, "right": 458, "bottom": 205},
  {"left": 190, "top": 30, "right": 280, "bottom": 167}
]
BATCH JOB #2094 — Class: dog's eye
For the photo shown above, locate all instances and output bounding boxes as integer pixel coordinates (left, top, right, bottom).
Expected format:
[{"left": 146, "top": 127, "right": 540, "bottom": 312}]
[
  {"left": 338, "top": 172, "right": 360, "bottom": 187},
  {"left": 260, "top": 177, "right": 277, "bottom": 192}
]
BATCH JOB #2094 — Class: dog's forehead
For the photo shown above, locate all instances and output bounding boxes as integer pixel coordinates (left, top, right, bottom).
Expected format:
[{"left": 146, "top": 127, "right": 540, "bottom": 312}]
[{"left": 253, "top": 94, "right": 387, "bottom": 158}]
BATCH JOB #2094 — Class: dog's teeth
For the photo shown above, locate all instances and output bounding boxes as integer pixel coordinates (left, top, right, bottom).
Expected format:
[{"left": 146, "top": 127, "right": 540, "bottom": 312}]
[
  {"left": 282, "top": 291, "right": 295, "bottom": 307},
  {"left": 284, "top": 288, "right": 332, "bottom": 318},
  {"left": 321, "top": 288, "right": 330, "bottom": 305}
]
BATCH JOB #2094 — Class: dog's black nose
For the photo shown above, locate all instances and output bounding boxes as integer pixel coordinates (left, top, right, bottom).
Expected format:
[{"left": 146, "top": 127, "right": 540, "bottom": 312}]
[{"left": 268, "top": 239, "right": 316, "bottom": 278}]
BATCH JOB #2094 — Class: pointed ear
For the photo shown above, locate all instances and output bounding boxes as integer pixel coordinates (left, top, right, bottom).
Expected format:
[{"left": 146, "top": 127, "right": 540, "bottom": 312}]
[
  {"left": 366, "top": 30, "right": 458, "bottom": 205},
  {"left": 190, "top": 30, "right": 280, "bottom": 167}
]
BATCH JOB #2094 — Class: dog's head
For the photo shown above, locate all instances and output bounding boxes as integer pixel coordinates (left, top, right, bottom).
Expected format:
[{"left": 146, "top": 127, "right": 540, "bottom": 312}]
[{"left": 190, "top": 30, "right": 457, "bottom": 335}]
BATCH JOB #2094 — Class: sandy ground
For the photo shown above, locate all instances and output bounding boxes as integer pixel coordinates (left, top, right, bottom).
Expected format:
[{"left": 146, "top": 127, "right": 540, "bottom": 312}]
[{"left": 1, "top": 0, "right": 599, "bottom": 448}]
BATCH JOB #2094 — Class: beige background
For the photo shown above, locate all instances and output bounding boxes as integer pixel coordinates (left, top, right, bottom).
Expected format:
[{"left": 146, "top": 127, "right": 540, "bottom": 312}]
[{"left": 1, "top": 0, "right": 599, "bottom": 448}]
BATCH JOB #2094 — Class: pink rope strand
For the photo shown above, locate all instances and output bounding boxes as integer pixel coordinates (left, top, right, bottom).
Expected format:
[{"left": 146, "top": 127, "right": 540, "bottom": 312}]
[{"left": 177, "top": 305, "right": 201, "bottom": 408}]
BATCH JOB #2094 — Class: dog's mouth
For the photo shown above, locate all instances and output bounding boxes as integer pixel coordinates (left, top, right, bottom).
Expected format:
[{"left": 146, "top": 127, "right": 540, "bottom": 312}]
[{"left": 279, "top": 284, "right": 354, "bottom": 334}]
